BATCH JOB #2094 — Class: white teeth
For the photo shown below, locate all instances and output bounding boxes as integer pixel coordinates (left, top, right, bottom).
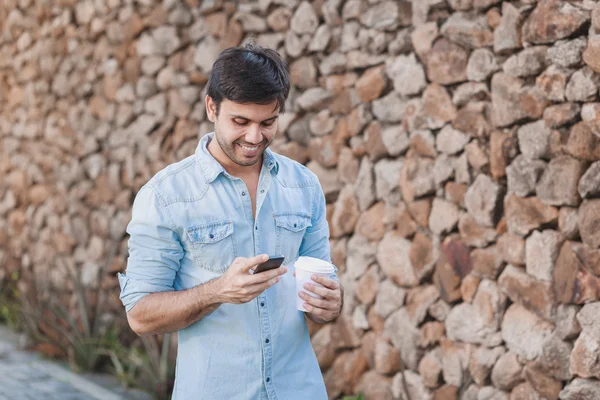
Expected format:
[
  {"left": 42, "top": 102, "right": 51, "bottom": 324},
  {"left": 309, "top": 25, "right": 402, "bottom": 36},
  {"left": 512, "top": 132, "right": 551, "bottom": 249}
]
[{"left": 241, "top": 145, "right": 259, "bottom": 151}]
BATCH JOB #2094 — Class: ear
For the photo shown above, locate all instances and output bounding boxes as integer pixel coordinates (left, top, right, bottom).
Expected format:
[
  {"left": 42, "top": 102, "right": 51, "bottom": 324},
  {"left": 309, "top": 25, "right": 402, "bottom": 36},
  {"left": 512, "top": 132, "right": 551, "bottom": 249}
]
[{"left": 205, "top": 95, "right": 217, "bottom": 123}]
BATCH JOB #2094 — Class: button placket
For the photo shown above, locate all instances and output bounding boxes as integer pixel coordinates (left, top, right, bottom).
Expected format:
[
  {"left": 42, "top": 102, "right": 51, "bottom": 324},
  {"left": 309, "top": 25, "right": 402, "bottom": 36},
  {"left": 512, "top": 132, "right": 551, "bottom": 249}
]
[
  {"left": 258, "top": 291, "right": 277, "bottom": 399},
  {"left": 254, "top": 168, "right": 271, "bottom": 227},
  {"left": 253, "top": 164, "right": 277, "bottom": 398},
  {"left": 234, "top": 179, "right": 253, "bottom": 225},
  {"left": 253, "top": 171, "right": 271, "bottom": 259}
]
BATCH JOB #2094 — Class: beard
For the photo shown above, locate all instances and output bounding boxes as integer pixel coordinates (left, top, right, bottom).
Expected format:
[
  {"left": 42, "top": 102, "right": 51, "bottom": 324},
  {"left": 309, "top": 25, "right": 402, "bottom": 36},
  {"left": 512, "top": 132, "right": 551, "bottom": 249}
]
[{"left": 214, "top": 126, "right": 271, "bottom": 167}]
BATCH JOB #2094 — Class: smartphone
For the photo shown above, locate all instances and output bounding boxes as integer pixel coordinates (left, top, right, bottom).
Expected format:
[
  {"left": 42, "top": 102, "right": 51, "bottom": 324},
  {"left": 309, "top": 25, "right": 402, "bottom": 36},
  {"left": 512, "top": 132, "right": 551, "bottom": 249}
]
[{"left": 254, "top": 256, "right": 285, "bottom": 274}]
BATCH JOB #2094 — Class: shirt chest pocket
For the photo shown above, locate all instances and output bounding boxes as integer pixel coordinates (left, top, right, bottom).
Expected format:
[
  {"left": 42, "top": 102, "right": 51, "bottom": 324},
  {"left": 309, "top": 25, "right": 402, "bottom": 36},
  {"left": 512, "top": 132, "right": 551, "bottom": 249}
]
[
  {"left": 186, "top": 220, "right": 236, "bottom": 274},
  {"left": 274, "top": 212, "right": 311, "bottom": 266}
]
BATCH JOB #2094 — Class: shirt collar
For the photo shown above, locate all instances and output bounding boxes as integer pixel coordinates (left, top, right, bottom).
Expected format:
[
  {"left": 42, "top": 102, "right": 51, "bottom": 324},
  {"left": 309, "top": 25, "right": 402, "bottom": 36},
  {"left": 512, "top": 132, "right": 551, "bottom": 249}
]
[{"left": 195, "top": 132, "right": 279, "bottom": 183}]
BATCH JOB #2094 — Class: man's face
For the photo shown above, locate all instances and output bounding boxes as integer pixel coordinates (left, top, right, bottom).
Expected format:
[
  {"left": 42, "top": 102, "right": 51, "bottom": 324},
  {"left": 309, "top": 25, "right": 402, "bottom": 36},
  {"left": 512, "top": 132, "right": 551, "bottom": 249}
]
[{"left": 206, "top": 97, "right": 279, "bottom": 167}]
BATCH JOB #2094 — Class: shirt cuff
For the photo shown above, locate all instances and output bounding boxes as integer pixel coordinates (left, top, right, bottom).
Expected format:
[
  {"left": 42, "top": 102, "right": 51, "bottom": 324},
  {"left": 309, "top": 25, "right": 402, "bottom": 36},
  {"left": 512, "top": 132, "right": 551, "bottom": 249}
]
[{"left": 117, "top": 272, "right": 173, "bottom": 313}]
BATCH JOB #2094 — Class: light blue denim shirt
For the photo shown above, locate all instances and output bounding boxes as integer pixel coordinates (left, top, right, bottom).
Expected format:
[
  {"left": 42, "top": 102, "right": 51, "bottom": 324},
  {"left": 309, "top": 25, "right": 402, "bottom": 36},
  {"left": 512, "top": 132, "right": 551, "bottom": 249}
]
[{"left": 118, "top": 132, "right": 337, "bottom": 400}]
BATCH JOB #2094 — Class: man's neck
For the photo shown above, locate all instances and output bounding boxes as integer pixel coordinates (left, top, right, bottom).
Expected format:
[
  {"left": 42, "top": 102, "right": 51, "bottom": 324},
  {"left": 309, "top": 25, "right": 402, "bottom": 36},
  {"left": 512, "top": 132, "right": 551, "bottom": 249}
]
[{"left": 207, "top": 137, "right": 262, "bottom": 178}]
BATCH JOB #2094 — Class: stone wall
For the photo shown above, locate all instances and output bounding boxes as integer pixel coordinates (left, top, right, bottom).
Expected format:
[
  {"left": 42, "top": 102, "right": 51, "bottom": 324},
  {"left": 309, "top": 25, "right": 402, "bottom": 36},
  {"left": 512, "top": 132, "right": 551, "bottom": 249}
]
[{"left": 3, "top": 0, "right": 600, "bottom": 399}]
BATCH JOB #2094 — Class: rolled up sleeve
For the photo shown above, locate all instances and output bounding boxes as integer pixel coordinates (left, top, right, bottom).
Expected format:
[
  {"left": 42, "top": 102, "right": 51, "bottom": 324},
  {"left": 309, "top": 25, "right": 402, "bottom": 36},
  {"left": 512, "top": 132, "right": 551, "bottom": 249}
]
[
  {"left": 118, "top": 185, "right": 183, "bottom": 313},
  {"left": 298, "top": 176, "right": 338, "bottom": 281}
]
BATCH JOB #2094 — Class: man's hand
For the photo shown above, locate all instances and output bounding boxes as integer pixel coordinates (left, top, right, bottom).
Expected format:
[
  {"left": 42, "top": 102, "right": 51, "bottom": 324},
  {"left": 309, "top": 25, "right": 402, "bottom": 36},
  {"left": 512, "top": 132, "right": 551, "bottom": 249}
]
[
  {"left": 215, "top": 254, "right": 287, "bottom": 304},
  {"left": 298, "top": 274, "right": 343, "bottom": 324}
]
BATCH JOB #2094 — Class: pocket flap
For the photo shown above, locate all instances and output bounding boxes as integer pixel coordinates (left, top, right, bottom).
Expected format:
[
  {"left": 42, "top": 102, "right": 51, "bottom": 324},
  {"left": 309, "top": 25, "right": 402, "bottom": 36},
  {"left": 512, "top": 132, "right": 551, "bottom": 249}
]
[
  {"left": 186, "top": 221, "right": 234, "bottom": 244},
  {"left": 274, "top": 212, "right": 312, "bottom": 232}
]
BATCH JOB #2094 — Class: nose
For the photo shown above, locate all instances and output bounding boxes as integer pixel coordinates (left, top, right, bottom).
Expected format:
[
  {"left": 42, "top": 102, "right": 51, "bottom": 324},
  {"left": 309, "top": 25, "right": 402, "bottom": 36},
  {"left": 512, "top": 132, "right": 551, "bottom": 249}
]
[{"left": 244, "top": 125, "right": 263, "bottom": 145}]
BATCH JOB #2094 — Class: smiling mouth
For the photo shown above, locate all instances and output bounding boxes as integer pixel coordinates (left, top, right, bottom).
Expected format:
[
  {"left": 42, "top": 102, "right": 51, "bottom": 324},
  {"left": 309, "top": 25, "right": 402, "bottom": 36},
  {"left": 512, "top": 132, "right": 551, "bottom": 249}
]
[{"left": 237, "top": 143, "right": 262, "bottom": 156}]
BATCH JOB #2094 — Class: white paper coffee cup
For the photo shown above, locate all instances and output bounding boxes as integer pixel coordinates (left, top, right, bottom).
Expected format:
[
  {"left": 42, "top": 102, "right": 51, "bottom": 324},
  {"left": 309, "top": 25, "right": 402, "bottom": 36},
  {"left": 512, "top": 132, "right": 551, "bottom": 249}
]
[{"left": 294, "top": 256, "right": 335, "bottom": 312}]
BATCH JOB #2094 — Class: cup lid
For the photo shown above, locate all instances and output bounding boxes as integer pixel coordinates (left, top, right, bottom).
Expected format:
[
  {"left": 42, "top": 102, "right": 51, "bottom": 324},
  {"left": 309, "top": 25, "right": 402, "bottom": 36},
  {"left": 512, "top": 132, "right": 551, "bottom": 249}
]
[{"left": 294, "top": 256, "right": 334, "bottom": 273}]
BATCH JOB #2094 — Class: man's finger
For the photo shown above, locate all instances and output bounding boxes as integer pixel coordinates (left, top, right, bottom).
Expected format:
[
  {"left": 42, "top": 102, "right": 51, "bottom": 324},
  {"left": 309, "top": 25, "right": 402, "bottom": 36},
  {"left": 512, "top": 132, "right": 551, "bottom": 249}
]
[
  {"left": 247, "top": 275, "right": 282, "bottom": 294},
  {"left": 299, "top": 291, "right": 336, "bottom": 310},
  {"left": 242, "top": 254, "right": 269, "bottom": 271},
  {"left": 310, "top": 274, "right": 339, "bottom": 289},
  {"left": 249, "top": 266, "right": 288, "bottom": 284},
  {"left": 303, "top": 302, "right": 329, "bottom": 317},
  {"left": 303, "top": 282, "right": 336, "bottom": 299}
]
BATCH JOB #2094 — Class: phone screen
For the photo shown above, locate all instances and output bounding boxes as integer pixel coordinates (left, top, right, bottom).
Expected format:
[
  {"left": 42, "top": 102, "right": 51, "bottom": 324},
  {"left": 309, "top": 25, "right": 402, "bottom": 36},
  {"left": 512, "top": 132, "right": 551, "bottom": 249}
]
[{"left": 255, "top": 256, "right": 285, "bottom": 274}]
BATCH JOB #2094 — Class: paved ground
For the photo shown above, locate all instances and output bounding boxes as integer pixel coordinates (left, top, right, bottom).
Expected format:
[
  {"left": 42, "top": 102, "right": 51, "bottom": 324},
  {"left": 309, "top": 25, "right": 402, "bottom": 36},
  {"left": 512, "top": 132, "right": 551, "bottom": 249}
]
[{"left": 0, "top": 325, "right": 151, "bottom": 400}]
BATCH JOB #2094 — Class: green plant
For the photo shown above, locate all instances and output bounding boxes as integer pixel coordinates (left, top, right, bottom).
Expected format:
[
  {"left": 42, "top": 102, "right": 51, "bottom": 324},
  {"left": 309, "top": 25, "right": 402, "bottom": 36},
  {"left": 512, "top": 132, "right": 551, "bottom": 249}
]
[
  {"left": 139, "top": 333, "right": 176, "bottom": 399},
  {"left": 98, "top": 327, "right": 145, "bottom": 389},
  {"left": 101, "top": 330, "right": 175, "bottom": 400},
  {"left": 0, "top": 270, "right": 21, "bottom": 329},
  {"left": 12, "top": 241, "right": 120, "bottom": 371},
  {"left": 2, "top": 239, "right": 176, "bottom": 400},
  {"left": 341, "top": 394, "right": 365, "bottom": 400}
]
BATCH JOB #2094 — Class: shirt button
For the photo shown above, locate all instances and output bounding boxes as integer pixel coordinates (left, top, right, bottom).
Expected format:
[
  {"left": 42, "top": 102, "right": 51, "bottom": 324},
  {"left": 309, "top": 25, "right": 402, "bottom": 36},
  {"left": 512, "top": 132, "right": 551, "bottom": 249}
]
[
  {"left": 241, "top": 191, "right": 246, "bottom": 196},
  {"left": 266, "top": 378, "right": 270, "bottom": 383},
  {"left": 260, "top": 190, "right": 265, "bottom": 193},
  {"left": 265, "top": 338, "right": 270, "bottom": 343},
  {"left": 255, "top": 226, "right": 258, "bottom": 230},
  {"left": 260, "top": 302, "right": 265, "bottom": 307},
  {"left": 209, "top": 233, "right": 214, "bottom": 239}
]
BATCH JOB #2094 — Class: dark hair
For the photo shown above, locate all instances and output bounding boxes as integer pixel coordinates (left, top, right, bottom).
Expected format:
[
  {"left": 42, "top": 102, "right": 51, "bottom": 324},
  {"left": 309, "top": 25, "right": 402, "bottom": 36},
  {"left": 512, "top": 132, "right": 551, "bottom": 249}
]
[{"left": 206, "top": 43, "right": 290, "bottom": 116}]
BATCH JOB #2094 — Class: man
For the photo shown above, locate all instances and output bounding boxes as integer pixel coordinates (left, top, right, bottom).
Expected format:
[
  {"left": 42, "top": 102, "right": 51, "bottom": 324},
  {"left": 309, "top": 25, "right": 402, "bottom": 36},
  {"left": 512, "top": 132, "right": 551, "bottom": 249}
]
[{"left": 118, "top": 43, "right": 343, "bottom": 400}]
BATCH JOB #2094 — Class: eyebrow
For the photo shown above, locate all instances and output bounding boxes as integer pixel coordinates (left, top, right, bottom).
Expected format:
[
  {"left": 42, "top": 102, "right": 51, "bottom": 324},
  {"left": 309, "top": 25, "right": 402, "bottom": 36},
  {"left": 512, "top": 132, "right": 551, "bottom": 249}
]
[{"left": 229, "top": 114, "right": 278, "bottom": 123}]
